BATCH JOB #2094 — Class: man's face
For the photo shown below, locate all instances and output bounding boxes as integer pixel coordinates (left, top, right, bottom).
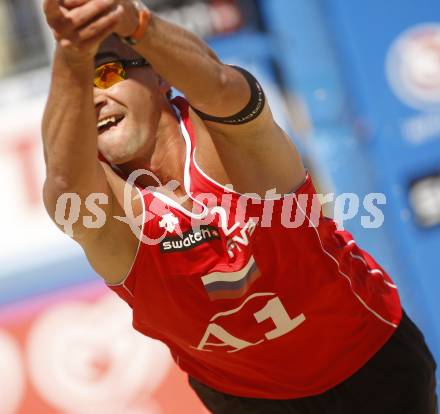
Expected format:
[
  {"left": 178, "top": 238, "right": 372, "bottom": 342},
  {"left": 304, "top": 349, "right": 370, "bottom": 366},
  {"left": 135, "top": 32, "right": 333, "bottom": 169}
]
[{"left": 94, "top": 35, "right": 165, "bottom": 165}]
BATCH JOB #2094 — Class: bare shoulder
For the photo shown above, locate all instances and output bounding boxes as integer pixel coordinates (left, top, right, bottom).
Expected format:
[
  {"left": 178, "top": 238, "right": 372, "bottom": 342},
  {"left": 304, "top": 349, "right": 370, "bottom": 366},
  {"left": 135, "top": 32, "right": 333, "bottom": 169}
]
[{"left": 188, "top": 103, "right": 306, "bottom": 197}]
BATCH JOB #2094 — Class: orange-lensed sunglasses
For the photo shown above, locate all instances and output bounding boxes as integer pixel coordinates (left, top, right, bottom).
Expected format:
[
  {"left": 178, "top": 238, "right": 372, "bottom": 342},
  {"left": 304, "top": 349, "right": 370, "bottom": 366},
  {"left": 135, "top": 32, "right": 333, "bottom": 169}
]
[{"left": 94, "top": 58, "right": 150, "bottom": 89}]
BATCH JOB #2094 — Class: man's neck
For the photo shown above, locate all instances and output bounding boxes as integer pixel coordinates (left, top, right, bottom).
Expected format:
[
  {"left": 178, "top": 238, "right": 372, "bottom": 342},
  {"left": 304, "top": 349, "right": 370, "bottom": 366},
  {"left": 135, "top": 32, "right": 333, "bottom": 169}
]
[{"left": 119, "top": 106, "right": 187, "bottom": 193}]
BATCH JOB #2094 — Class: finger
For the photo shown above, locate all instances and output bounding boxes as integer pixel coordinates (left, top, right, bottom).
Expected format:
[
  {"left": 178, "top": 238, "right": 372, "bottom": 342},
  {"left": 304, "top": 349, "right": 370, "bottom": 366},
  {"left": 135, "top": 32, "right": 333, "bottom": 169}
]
[
  {"left": 44, "top": 2, "right": 75, "bottom": 42},
  {"left": 67, "top": 0, "right": 116, "bottom": 29},
  {"left": 73, "top": 22, "right": 117, "bottom": 54},
  {"left": 57, "top": 21, "right": 112, "bottom": 54},
  {"left": 43, "top": 0, "right": 65, "bottom": 25},
  {"left": 59, "top": 9, "right": 117, "bottom": 51},
  {"left": 43, "top": 0, "right": 61, "bottom": 17},
  {"left": 61, "top": 0, "right": 90, "bottom": 9},
  {"left": 76, "top": 4, "right": 122, "bottom": 42},
  {"left": 51, "top": 0, "right": 115, "bottom": 47}
]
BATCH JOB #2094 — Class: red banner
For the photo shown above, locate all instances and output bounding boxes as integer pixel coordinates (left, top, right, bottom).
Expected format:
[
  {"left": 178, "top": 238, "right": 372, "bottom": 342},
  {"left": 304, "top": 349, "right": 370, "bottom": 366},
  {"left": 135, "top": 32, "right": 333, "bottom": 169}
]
[{"left": 0, "top": 282, "right": 207, "bottom": 414}]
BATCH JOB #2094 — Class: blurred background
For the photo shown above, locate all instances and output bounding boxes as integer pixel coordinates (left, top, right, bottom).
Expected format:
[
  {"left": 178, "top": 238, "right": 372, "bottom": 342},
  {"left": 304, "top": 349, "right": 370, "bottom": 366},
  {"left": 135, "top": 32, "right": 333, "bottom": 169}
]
[{"left": 0, "top": 0, "right": 439, "bottom": 412}]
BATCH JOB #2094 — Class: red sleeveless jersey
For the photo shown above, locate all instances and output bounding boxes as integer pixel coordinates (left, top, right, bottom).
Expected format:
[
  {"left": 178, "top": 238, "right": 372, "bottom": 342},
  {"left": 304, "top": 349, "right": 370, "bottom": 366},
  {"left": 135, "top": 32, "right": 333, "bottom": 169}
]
[{"left": 107, "top": 97, "right": 402, "bottom": 399}]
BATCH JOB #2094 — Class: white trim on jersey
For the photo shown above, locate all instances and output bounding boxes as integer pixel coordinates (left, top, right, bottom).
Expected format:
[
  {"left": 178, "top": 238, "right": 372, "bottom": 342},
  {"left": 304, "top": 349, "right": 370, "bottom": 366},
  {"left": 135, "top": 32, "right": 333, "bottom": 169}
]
[
  {"left": 192, "top": 144, "right": 310, "bottom": 201},
  {"left": 167, "top": 101, "right": 398, "bottom": 327},
  {"left": 147, "top": 105, "right": 209, "bottom": 220},
  {"left": 295, "top": 201, "right": 399, "bottom": 328},
  {"left": 153, "top": 102, "right": 308, "bottom": 217},
  {"left": 192, "top": 149, "right": 304, "bottom": 201},
  {"left": 349, "top": 252, "right": 398, "bottom": 289}
]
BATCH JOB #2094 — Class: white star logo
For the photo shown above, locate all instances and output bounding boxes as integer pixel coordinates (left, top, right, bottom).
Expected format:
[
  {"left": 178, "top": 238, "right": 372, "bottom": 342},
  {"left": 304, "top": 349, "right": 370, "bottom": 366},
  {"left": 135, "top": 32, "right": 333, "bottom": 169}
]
[{"left": 159, "top": 213, "right": 180, "bottom": 234}]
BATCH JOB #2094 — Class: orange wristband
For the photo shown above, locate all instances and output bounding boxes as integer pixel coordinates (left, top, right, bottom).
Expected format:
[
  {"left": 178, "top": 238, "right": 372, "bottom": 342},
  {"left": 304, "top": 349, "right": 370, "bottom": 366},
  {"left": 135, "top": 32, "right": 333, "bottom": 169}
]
[{"left": 123, "top": 8, "right": 151, "bottom": 45}]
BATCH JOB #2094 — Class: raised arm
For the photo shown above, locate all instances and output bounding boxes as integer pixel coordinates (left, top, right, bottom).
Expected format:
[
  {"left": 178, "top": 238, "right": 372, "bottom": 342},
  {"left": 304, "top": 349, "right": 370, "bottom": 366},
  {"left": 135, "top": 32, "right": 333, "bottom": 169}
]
[
  {"left": 127, "top": 4, "right": 305, "bottom": 191},
  {"left": 58, "top": 0, "right": 305, "bottom": 193},
  {"left": 42, "top": 0, "right": 142, "bottom": 283}
]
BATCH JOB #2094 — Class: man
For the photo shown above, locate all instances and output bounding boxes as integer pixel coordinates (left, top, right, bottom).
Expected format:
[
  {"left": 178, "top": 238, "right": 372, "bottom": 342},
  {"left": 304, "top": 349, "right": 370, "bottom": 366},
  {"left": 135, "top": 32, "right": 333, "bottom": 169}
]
[{"left": 42, "top": 0, "right": 437, "bottom": 412}]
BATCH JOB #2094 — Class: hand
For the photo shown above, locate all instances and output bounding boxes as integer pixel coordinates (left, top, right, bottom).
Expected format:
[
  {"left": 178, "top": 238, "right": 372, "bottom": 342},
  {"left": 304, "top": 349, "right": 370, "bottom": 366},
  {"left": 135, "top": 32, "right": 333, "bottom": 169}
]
[{"left": 43, "top": 0, "right": 141, "bottom": 59}]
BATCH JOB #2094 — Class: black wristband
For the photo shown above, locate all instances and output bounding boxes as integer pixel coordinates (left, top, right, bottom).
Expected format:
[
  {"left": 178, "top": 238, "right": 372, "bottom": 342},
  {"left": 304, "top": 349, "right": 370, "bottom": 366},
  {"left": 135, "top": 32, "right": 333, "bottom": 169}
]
[{"left": 193, "top": 66, "right": 266, "bottom": 125}]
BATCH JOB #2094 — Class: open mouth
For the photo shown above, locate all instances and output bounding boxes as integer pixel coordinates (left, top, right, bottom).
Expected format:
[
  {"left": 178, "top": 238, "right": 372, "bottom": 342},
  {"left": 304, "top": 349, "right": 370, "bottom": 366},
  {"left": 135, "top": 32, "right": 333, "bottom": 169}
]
[{"left": 97, "top": 115, "right": 124, "bottom": 133}]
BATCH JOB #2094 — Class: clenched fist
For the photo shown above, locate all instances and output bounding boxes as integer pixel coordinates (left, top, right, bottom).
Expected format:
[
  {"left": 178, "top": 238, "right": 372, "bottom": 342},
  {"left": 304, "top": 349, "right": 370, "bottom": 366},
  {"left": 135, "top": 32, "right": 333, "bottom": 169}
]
[{"left": 43, "top": 0, "right": 143, "bottom": 58}]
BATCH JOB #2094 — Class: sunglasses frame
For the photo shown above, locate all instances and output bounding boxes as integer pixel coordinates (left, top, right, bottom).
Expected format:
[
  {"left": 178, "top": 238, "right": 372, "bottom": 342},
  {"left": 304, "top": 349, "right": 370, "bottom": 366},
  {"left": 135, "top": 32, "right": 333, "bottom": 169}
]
[{"left": 94, "top": 58, "right": 150, "bottom": 89}]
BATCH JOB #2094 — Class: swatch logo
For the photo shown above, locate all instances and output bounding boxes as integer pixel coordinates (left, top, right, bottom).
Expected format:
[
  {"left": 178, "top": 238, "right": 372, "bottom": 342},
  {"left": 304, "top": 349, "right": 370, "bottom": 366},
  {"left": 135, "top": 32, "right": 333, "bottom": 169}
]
[{"left": 160, "top": 225, "right": 221, "bottom": 253}]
